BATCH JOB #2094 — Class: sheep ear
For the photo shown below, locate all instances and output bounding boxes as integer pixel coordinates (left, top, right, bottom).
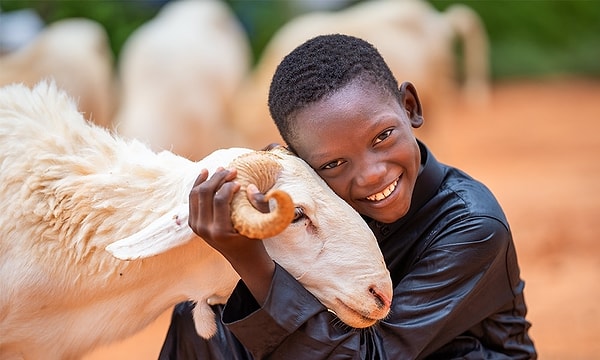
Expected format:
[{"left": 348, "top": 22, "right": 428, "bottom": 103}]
[{"left": 106, "top": 204, "right": 194, "bottom": 260}]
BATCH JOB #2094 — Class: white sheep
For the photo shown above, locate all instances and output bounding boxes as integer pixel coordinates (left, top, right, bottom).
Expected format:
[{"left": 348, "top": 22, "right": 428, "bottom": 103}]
[
  {"left": 114, "top": 0, "right": 253, "bottom": 161},
  {"left": 230, "top": 0, "right": 490, "bottom": 148},
  {"left": 0, "top": 81, "right": 392, "bottom": 359},
  {"left": 0, "top": 17, "right": 117, "bottom": 129}
]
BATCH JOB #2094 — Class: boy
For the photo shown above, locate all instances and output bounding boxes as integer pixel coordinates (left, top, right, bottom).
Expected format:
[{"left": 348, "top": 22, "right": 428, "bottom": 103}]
[{"left": 159, "top": 34, "right": 537, "bottom": 359}]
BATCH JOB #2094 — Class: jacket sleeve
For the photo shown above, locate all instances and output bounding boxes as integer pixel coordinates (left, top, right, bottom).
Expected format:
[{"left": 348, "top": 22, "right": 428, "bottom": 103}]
[{"left": 222, "top": 216, "right": 533, "bottom": 359}]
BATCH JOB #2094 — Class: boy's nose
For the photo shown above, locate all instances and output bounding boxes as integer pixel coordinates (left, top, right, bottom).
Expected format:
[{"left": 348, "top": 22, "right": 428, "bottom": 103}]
[{"left": 354, "top": 161, "right": 387, "bottom": 188}]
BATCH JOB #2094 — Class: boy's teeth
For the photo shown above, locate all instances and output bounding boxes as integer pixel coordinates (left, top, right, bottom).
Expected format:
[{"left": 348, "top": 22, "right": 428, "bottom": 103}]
[{"left": 366, "top": 179, "right": 398, "bottom": 201}]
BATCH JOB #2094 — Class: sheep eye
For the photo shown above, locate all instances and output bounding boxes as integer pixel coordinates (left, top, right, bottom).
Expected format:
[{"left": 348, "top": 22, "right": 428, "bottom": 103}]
[{"left": 292, "top": 207, "right": 306, "bottom": 223}]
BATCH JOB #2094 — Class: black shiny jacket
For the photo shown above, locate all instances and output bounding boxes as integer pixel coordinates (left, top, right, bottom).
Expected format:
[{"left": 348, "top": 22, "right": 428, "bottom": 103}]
[{"left": 159, "top": 142, "right": 537, "bottom": 359}]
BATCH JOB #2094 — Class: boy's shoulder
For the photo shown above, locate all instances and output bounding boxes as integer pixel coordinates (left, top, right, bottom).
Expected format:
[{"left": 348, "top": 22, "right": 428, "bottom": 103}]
[
  {"left": 440, "top": 164, "right": 506, "bottom": 223},
  {"left": 417, "top": 141, "right": 507, "bottom": 226}
]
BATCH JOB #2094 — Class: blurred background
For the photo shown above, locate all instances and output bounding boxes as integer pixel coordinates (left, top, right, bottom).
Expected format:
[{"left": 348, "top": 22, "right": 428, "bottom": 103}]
[
  {"left": 2, "top": 0, "right": 600, "bottom": 78},
  {"left": 1, "top": 0, "right": 599, "bottom": 359}
]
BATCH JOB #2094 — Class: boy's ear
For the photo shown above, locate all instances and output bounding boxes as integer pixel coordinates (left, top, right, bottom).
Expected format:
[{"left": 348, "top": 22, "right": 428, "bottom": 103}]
[{"left": 399, "top": 82, "right": 424, "bottom": 129}]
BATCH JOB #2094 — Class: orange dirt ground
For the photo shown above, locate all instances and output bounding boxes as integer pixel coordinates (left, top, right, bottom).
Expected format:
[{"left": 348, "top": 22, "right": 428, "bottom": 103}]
[{"left": 84, "top": 78, "right": 600, "bottom": 359}]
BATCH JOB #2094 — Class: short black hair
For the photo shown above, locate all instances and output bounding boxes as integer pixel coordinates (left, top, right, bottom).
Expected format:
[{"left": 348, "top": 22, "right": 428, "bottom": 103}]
[{"left": 268, "top": 33, "right": 401, "bottom": 149}]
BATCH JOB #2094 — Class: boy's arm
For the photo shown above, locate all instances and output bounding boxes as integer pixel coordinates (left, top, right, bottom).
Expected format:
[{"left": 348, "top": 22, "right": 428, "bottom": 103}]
[{"left": 188, "top": 167, "right": 275, "bottom": 305}]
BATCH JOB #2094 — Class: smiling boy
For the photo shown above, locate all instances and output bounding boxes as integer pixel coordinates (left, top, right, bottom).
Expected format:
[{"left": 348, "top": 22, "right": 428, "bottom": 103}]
[{"left": 160, "top": 34, "right": 537, "bottom": 359}]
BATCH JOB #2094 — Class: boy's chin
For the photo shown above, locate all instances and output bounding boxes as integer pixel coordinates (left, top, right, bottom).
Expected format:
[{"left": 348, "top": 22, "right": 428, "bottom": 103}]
[{"left": 363, "top": 203, "right": 410, "bottom": 224}]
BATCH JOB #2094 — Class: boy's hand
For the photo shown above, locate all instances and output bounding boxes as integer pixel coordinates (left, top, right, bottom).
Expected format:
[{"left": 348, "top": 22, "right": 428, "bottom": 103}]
[{"left": 188, "top": 168, "right": 274, "bottom": 304}]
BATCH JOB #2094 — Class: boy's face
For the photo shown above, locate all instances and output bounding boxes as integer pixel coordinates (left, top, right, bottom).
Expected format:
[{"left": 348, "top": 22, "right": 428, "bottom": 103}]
[{"left": 290, "top": 80, "right": 423, "bottom": 224}]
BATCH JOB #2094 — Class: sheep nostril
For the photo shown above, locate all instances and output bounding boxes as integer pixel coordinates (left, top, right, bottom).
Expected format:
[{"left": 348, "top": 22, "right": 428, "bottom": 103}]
[{"left": 369, "top": 286, "right": 391, "bottom": 310}]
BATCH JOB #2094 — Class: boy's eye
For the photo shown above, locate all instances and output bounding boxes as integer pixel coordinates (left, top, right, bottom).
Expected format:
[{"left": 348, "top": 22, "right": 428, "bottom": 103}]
[
  {"left": 321, "top": 159, "right": 345, "bottom": 170},
  {"left": 374, "top": 129, "right": 393, "bottom": 144}
]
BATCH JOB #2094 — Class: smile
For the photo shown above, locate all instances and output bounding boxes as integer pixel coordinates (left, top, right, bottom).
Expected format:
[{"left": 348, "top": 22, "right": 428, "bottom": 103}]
[{"left": 366, "top": 178, "right": 398, "bottom": 202}]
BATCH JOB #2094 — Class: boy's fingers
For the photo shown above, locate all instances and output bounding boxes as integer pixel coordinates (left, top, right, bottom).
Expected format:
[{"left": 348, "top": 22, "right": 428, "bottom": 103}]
[
  {"left": 191, "top": 167, "right": 237, "bottom": 189},
  {"left": 213, "top": 182, "right": 241, "bottom": 230},
  {"left": 196, "top": 168, "right": 236, "bottom": 193},
  {"left": 192, "top": 169, "right": 209, "bottom": 187},
  {"left": 190, "top": 168, "right": 239, "bottom": 229},
  {"left": 247, "top": 184, "right": 270, "bottom": 213}
]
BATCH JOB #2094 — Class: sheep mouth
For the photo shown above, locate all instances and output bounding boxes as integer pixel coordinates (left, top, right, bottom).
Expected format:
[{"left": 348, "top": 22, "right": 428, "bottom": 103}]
[
  {"left": 331, "top": 299, "right": 381, "bottom": 328},
  {"left": 365, "top": 178, "right": 399, "bottom": 202}
]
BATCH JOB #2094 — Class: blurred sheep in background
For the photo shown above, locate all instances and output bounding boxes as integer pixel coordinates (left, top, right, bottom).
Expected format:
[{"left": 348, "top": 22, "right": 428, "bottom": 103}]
[
  {"left": 0, "top": 0, "right": 489, "bottom": 156},
  {"left": 114, "top": 0, "right": 253, "bottom": 161},
  {"left": 229, "top": 0, "right": 491, "bottom": 148},
  {"left": 0, "top": 15, "right": 117, "bottom": 129}
]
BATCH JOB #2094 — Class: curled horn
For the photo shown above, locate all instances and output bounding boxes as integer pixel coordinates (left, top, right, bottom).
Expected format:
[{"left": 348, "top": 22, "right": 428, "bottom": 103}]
[{"left": 229, "top": 150, "right": 295, "bottom": 239}]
